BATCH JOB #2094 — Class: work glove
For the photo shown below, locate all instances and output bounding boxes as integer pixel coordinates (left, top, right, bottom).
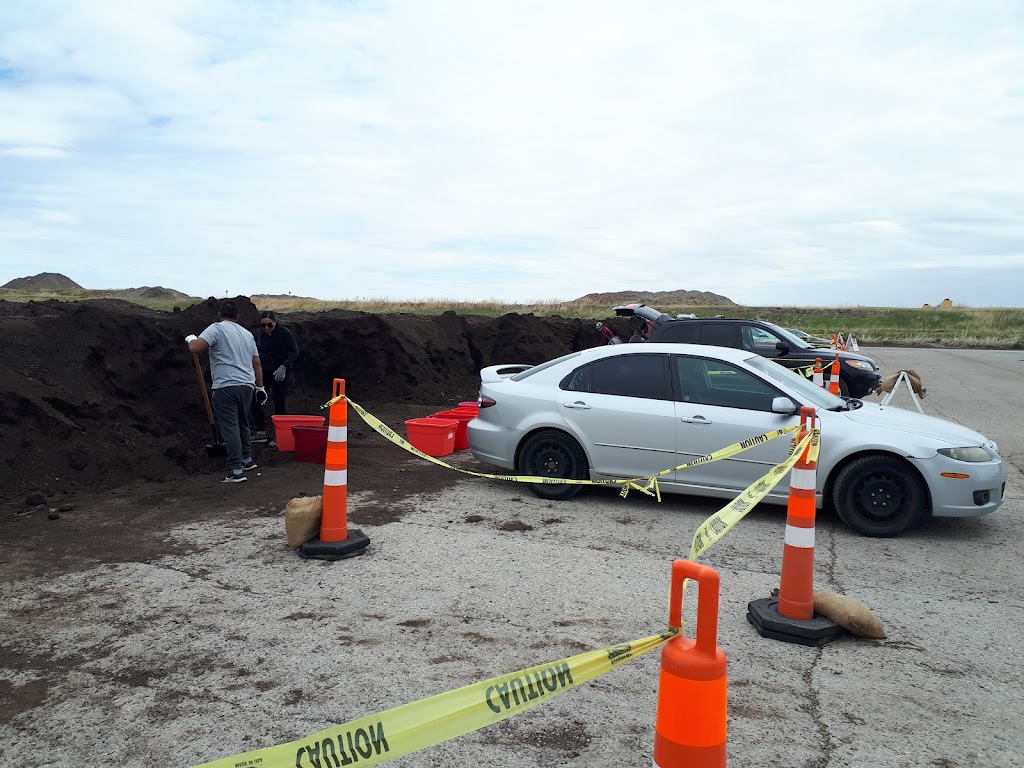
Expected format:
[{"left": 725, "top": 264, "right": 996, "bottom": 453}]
[
  {"left": 185, "top": 334, "right": 198, "bottom": 345},
  {"left": 254, "top": 386, "right": 268, "bottom": 405},
  {"left": 273, "top": 365, "right": 287, "bottom": 382}
]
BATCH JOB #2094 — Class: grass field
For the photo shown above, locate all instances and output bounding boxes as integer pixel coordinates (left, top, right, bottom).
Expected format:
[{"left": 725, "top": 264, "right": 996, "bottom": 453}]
[{"left": 3, "top": 288, "right": 1021, "bottom": 348}]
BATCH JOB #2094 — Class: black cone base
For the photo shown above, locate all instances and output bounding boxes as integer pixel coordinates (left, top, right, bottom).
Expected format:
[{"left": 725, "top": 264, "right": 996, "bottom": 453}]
[
  {"left": 747, "top": 597, "right": 846, "bottom": 646},
  {"left": 299, "top": 529, "right": 370, "bottom": 561}
]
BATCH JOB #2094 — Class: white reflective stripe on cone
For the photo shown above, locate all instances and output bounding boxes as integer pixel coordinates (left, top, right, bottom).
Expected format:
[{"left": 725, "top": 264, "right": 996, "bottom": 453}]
[
  {"left": 789, "top": 467, "right": 816, "bottom": 491},
  {"left": 323, "top": 469, "right": 348, "bottom": 486},
  {"left": 328, "top": 425, "right": 347, "bottom": 442},
  {"left": 785, "top": 525, "right": 815, "bottom": 548}
]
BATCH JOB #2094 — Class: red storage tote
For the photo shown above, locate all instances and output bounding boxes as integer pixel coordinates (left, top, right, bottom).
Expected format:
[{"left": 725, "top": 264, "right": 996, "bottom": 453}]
[
  {"left": 271, "top": 414, "right": 327, "bottom": 452},
  {"left": 459, "top": 401, "right": 480, "bottom": 412},
  {"left": 405, "top": 418, "right": 458, "bottom": 457},
  {"left": 432, "top": 408, "right": 477, "bottom": 450},
  {"left": 293, "top": 425, "right": 330, "bottom": 464}
]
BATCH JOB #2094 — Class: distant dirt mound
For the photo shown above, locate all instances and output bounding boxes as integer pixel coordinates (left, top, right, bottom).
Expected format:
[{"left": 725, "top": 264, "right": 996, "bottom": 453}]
[
  {"left": 574, "top": 289, "right": 737, "bottom": 306},
  {"left": 0, "top": 298, "right": 608, "bottom": 500},
  {"left": 131, "top": 286, "right": 193, "bottom": 299},
  {"left": 3, "top": 272, "right": 83, "bottom": 291}
]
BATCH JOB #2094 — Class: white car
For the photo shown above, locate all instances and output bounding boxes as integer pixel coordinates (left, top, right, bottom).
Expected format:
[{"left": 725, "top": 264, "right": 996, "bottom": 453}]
[{"left": 468, "top": 343, "right": 1006, "bottom": 537}]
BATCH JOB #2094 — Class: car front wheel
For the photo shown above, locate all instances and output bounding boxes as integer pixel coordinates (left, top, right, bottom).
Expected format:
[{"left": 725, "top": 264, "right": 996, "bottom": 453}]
[
  {"left": 831, "top": 454, "right": 928, "bottom": 537},
  {"left": 518, "top": 430, "right": 589, "bottom": 500}
]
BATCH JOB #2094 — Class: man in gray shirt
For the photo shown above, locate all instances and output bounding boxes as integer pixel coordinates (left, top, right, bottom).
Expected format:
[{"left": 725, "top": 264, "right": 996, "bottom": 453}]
[{"left": 187, "top": 301, "right": 268, "bottom": 482}]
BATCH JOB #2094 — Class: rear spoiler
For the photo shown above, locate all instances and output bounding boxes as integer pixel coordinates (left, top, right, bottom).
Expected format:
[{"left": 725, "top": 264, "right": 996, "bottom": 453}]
[{"left": 481, "top": 364, "right": 533, "bottom": 383}]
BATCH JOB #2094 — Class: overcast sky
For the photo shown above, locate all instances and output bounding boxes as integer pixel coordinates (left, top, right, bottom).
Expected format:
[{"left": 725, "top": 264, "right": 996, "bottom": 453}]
[{"left": 1, "top": 1, "right": 1022, "bottom": 307}]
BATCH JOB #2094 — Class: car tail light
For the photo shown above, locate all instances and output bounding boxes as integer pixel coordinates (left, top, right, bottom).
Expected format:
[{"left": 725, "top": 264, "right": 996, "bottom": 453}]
[{"left": 479, "top": 395, "right": 497, "bottom": 408}]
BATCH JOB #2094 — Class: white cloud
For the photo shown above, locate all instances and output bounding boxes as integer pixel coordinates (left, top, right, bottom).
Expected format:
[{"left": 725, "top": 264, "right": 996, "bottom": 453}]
[{"left": 1, "top": 1, "right": 1022, "bottom": 306}]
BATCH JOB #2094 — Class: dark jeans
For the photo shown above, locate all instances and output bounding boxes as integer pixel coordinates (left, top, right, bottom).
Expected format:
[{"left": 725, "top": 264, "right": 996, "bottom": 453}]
[
  {"left": 250, "top": 367, "right": 289, "bottom": 431},
  {"left": 212, "top": 385, "right": 253, "bottom": 471}
]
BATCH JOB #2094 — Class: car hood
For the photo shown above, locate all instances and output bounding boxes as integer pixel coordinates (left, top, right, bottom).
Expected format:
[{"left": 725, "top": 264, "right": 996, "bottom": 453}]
[{"left": 843, "top": 402, "right": 988, "bottom": 446}]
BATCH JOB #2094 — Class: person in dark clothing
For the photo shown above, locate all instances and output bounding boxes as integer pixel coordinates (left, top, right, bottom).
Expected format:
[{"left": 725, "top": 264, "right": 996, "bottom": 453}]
[{"left": 250, "top": 311, "right": 300, "bottom": 443}]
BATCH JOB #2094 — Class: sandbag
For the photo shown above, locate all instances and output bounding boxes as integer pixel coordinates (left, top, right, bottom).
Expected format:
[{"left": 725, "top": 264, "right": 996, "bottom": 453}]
[
  {"left": 813, "top": 591, "right": 887, "bottom": 639},
  {"left": 875, "top": 369, "right": 927, "bottom": 398},
  {"left": 285, "top": 495, "right": 322, "bottom": 549}
]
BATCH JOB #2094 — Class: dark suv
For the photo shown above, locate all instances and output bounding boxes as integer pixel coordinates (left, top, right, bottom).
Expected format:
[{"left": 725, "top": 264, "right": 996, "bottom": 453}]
[{"left": 614, "top": 306, "right": 882, "bottom": 398}]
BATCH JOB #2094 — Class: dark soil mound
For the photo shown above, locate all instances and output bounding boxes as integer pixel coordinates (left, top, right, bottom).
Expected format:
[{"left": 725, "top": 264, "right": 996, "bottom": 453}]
[
  {"left": 3, "top": 272, "right": 83, "bottom": 291},
  {"left": 2, "top": 297, "right": 607, "bottom": 501}
]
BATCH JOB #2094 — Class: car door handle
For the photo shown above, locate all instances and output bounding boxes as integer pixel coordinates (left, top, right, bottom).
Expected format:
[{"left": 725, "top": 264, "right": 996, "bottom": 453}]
[
  {"left": 562, "top": 401, "right": 592, "bottom": 410},
  {"left": 681, "top": 415, "right": 712, "bottom": 425}
]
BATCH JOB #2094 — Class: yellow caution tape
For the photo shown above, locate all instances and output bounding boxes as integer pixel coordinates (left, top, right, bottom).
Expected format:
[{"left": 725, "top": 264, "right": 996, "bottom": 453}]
[
  {"left": 192, "top": 629, "right": 677, "bottom": 768},
  {"left": 689, "top": 428, "right": 820, "bottom": 561},
  {"left": 328, "top": 395, "right": 800, "bottom": 501}
]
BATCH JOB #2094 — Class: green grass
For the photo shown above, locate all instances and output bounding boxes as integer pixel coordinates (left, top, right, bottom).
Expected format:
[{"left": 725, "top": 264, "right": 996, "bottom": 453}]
[{"left": 3, "top": 288, "right": 1021, "bottom": 347}]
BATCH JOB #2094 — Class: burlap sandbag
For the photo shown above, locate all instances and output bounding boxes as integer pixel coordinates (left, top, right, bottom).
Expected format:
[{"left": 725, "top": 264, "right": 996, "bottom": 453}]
[
  {"left": 875, "top": 369, "right": 927, "bottom": 399},
  {"left": 285, "top": 495, "right": 322, "bottom": 549},
  {"left": 813, "top": 591, "right": 887, "bottom": 639}
]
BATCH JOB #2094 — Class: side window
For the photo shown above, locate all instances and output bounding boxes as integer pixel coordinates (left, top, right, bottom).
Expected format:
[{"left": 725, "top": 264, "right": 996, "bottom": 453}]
[
  {"left": 654, "top": 323, "right": 697, "bottom": 343},
  {"left": 743, "top": 325, "right": 784, "bottom": 355},
  {"left": 581, "top": 355, "right": 671, "bottom": 400},
  {"left": 676, "top": 356, "right": 779, "bottom": 411},
  {"left": 699, "top": 324, "right": 742, "bottom": 348},
  {"left": 563, "top": 363, "right": 594, "bottom": 393}
]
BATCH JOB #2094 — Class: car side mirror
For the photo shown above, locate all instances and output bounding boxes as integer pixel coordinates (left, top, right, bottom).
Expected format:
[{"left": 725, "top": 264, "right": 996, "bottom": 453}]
[
  {"left": 775, "top": 341, "right": 790, "bottom": 355},
  {"left": 771, "top": 397, "right": 797, "bottom": 414}
]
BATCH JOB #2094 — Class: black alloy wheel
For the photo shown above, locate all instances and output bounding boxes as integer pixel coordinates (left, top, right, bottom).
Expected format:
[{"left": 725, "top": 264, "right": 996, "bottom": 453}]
[
  {"left": 518, "top": 429, "right": 589, "bottom": 500},
  {"left": 832, "top": 454, "right": 928, "bottom": 537}
]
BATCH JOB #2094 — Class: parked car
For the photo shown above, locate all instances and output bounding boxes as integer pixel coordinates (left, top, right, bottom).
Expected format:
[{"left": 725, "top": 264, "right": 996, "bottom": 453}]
[
  {"left": 786, "top": 328, "right": 833, "bottom": 347},
  {"left": 468, "top": 343, "right": 1005, "bottom": 537},
  {"left": 615, "top": 308, "right": 882, "bottom": 398}
]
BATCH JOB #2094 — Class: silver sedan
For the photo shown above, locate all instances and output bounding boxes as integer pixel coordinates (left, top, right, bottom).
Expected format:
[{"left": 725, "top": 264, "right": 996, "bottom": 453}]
[{"left": 468, "top": 343, "right": 1006, "bottom": 537}]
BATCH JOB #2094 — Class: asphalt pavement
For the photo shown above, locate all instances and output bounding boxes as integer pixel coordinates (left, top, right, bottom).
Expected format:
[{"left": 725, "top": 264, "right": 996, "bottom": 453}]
[{"left": 1, "top": 346, "right": 1021, "bottom": 767}]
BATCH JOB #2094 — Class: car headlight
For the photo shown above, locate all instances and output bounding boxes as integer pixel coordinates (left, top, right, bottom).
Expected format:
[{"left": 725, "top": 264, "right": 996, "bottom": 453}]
[
  {"left": 937, "top": 447, "right": 995, "bottom": 462},
  {"left": 845, "top": 360, "right": 875, "bottom": 371}
]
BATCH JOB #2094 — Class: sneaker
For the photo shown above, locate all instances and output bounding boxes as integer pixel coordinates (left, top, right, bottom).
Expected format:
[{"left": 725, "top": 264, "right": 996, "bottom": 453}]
[
  {"left": 241, "top": 461, "right": 258, "bottom": 472},
  {"left": 251, "top": 431, "right": 268, "bottom": 443},
  {"left": 221, "top": 472, "right": 247, "bottom": 483}
]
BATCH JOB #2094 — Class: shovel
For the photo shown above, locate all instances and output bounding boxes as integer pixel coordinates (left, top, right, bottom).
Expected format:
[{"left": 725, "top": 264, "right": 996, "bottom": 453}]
[{"left": 192, "top": 352, "right": 228, "bottom": 457}]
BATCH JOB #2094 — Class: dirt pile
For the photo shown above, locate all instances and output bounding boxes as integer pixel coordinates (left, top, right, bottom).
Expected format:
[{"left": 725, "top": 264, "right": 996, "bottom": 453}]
[
  {"left": 574, "top": 289, "right": 737, "bottom": 306},
  {"left": 1, "top": 297, "right": 607, "bottom": 501},
  {"left": 2, "top": 272, "right": 84, "bottom": 291}
]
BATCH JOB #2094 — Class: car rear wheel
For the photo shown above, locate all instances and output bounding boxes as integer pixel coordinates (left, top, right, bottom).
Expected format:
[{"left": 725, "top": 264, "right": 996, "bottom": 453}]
[
  {"left": 832, "top": 454, "right": 928, "bottom": 537},
  {"left": 518, "top": 430, "right": 588, "bottom": 500}
]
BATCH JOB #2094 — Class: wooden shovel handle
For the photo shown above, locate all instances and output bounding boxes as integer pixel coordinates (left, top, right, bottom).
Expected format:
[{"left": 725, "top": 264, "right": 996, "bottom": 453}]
[{"left": 192, "top": 352, "right": 216, "bottom": 427}]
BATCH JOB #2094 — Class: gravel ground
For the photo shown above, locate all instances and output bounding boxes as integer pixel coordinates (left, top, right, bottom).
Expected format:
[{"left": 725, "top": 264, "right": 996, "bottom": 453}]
[{"left": 2, "top": 346, "right": 1022, "bottom": 768}]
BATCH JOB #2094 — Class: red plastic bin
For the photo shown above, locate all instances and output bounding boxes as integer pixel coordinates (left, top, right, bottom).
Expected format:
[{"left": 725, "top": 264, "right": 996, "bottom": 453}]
[
  {"left": 271, "top": 415, "right": 327, "bottom": 452},
  {"left": 293, "top": 425, "right": 330, "bottom": 464},
  {"left": 405, "top": 418, "right": 458, "bottom": 457},
  {"left": 431, "top": 408, "right": 477, "bottom": 450}
]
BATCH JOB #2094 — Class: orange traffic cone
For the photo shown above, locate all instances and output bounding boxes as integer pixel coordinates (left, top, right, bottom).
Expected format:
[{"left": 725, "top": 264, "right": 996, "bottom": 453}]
[
  {"left": 812, "top": 358, "right": 824, "bottom": 388},
  {"left": 828, "top": 354, "right": 841, "bottom": 395},
  {"left": 747, "top": 407, "right": 843, "bottom": 645},
  {"left": 653, "top": 559, "right": 727, "bottom": 768},
  {"left": 830, "top": 333, "right": 838, "bottom": 349},
  {"left": 778, "top": 407, "right": 817, "bottom": 619},
  {"left": 299, "top": 378, "right": 370, "bottom": 560}
]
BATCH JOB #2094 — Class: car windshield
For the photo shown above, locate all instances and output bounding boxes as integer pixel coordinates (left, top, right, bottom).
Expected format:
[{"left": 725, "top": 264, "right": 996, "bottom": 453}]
[
  {"left": 764, "top": 322, "right": 814, "bottom": 350},
  {"left": 745, "top": 354, "right": 848, "bottom": 409}
]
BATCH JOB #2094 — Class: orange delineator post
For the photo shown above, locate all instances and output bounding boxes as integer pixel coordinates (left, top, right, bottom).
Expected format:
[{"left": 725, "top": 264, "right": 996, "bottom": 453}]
[
  {"left": 777, "top": 407, "right": 818, "bottom": 620},
  {"left": 812, "top": 357, "right": 824, "bottom": 388},
  {"left": 828, "top": 353, "right": 841, "bottom": 395},
  {"left": 830, "top": 333, "right": 838, "bottom": 349},
  {"left": 653, "top": 559, "right": 727, "bottom": 768},
  {"left": 321, "top": 378, "right": 349, "bottom": 542}
]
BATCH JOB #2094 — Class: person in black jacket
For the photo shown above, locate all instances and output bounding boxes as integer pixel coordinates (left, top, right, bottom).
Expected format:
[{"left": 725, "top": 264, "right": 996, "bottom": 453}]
[{"left": 250, "top": 311, "right": 300, "bottom": 443}]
